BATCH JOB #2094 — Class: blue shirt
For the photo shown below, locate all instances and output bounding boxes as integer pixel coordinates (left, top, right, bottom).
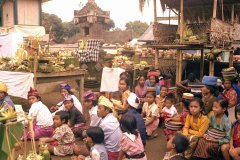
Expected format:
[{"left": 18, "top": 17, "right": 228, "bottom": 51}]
[
  {"left": 233, "top": 84, "right": 240, "bottom": 97},
  {"left": 0, "top": 95, "right": 15, "bottom": 109},
  {"left": 147, "top": 83, "right": 160, "bottom": 95},
  {"left": 125, "top": 108, "right": 146, "bottom": 145}
]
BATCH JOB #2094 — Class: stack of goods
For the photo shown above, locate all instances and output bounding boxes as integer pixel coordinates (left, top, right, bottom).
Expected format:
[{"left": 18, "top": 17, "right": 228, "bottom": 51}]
[
  {"left": 207, "top": 128, "right": 225, "bottom": 140},
  {"left": 165, "top": 121, "right": 183, "bottom": 130},
  {"left": 188, "top": 82, "right": 204, "bottom": 94},
  {"left": 222, "top": 67, "right": 238, "bottom": 80},
  {"left": 112, "top": 55, "right": 133, "bottom": 69},
  {"left": 158, "top": 50, "right": 177, "bottom": 59},
  {"left": 134, "top": 61, "right": 148, "bottom": 70}
]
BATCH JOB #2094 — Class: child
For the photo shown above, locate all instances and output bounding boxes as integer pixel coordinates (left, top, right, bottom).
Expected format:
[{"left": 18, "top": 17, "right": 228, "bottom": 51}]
[
  {"left": 163, "top": 133, "right": 189, "bottom": 160},
  {"left": 182, "top": 98, "right": 209, "bottom": 159},
  {"left": 39, "top": 111, "right": 75, "bottom": 156},
  {"left": 161, "top": 95, "right": 178, "bottom": 122},
  {"left": 82, "top": 127, "right": 108, "bottom": 160},
  {"left": 125, "top": 93, "right": 147, "bottom": 146},
  {"left": 97, "top": 96, "right": 122, "bottom": 160},
  {"left": 64, "top": 95, "right": 86, "bottom": 138},
  {"left": 156, "top": 85, "right": 168, "bottom": 115},
  {"left": 26, "top": 88, "right": 53, "bottom": 139},
  {"left": 118, "top": 114, "right": 147, "bottom": 160},
  {"left": 112, "top": 78, "right": 131, "bottom": 112},
  {"left": 83, "top": 90, "right": 101, "bottom": 127},
  {"left": 142, "top": 91, "right": 159, "bottom": 138},
  {"left": 135, "top": 75, "right": 147, "bottom": 110},
  {"left": 229, "top": 104, "right": 240, "bottom": 160},
  {"left": 51, "top": 83, "right": 83, "bottom": 115},
  {"left": 163, "top": 93, "right": 193, "bottom": 141},
  {"left": 193, "top": 99, "right": 232, "bottom": 160}
]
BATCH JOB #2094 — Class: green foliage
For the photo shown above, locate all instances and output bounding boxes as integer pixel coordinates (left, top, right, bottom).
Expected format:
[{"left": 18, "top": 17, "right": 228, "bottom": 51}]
[
  {"left": 125, "top": 20, "right": 149, "bottom": 37},
  {"left": 42, "top": 12, "right": 80, "bottom": 43}
]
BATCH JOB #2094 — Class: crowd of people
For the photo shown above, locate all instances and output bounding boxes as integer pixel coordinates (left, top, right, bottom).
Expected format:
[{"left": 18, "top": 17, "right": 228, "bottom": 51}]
[{"left": 1, "top": 68, "right": 240, "bottom": 160}]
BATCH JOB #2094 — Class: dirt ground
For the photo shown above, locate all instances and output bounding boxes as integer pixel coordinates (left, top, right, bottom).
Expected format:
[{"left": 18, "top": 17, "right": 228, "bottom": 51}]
[{"left": 13, "top": 91, "right": 168, "bottom": 160}]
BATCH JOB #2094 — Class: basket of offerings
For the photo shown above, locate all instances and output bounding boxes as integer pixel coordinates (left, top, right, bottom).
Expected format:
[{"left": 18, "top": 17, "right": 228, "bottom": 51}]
[
  {"left": 222, "top": 67, "right": 238, "bottom": 80},
  {"left": 207, "top": 128, "right": 225, "bottom": 140},
  {"left": 165, "top": 121, "right": 183, "bottom": 130}
]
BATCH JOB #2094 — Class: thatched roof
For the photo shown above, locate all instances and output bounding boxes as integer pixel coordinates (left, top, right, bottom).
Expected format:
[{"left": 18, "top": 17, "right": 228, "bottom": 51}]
[
  {"left": 74, "top": 0, "right": 109, "bottom": 18},
  {"left": 160, "top": 0, "right": 240, "bottom": 22}
]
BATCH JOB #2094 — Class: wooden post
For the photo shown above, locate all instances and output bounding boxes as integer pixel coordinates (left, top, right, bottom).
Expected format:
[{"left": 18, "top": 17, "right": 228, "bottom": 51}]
[
  {"left": 33, "top": 52, "right": 38, "bottom": 87},
  {"left": 180, "top": 0, "right": 184, "bottom": 43},
  {"left": 231, "top": 4, "right": 235, "bottom": 24},
  {"left": 229, "top": 51, "right": 234, "bottom": 67},
  {"left": 155, "top": 48, "right": 159, "bottom": 69},
  {"left": 178, "top": 50, "right": 183, "bottom": 82},
  {"left": 79, "top": 74, "right": 84, "bottom": 105},
  {"left": 200, "top": 49, "right": 204, "bottom": 79},
  {"left": 154, "top": 0, "right": 157, "bottom": 22},
  {"left": 176, "top": 50, "right": 180, "bottom": 83},
  {"left": 213, "top": 0, "right": 217, "bottom": 18},
  {"left": 209, "top": 61, "right": 214, "bottom": 76}
]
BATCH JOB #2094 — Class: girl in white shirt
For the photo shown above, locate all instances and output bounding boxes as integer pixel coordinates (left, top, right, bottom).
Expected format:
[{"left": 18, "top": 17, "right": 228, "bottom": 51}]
[{"left": 51, "top": 83, "right": 83, "bottom": 115}]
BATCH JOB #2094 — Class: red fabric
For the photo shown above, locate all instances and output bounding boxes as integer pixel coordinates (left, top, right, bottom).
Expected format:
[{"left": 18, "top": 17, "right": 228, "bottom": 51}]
[
  {"left": 233, "top": 122, "right": 240, "bottom": 147},
  {"left": 147, "top": 72, "right": 159, "bottom": 77},
  {"left": 28, "top": 87, "right": 39, "bottom": 97},
  {"left": 163, "top": 128, "right": 178, "bottom": 141},
  {"left": 107, "top": 151, "right": 119, "bottom": 160}
]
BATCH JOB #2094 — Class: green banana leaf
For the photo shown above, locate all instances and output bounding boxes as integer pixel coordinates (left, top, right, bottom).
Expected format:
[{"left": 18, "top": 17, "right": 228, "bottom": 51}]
[{"left": 0, "top": 122, "right": 23, "bottom": 160}]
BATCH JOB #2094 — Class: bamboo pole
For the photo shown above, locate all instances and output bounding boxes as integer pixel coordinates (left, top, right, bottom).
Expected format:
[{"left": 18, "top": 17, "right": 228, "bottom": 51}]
[
  {"left": 209, "top": 61, "right": 214, "bottom": 76},
  {"left": 229, "top": 51, "right": 234, "bottom": 67},
  {"left": 176, "top": 50, "right": 180, "bottom": 83},
  {"left": 213, "top": 0, "right": 217, "bottom": 18},
  {"left": 179, "top": 50, "right": 183, "bottom": 82},
  {"left": 154, "top": 0, "right": 157, "bottom": 22},
  {"left": 231, "top": 4, "right": 235, "bottom": 24},
  {"left": 33, "top": 52, "right": 38, "bottom": 87},
  {"left": 200, "top": 49, "right": 204, "bottom": 79},
  {"left": 79, "top": 75, "right": 84, "bottom": 104},
  {"left": 180, "top": 0, "right": 184, "bottom": 43},
  {"left": 154, "top": 48, "right": 159, "bottom": 69}
]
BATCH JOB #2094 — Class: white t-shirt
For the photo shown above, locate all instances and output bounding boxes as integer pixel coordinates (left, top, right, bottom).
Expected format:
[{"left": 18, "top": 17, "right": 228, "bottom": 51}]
[
  {"left": 52, "top": 95, "right": 83, "bottom": 116},
  {"left": 29, "top": 101, "right": 53, "bottom": 127},
  {"left": 162, "top": 105, "right": 178, "bottom": 117},
  {"left": 89, "top": 105, "right": 101, "bottom": 127}
]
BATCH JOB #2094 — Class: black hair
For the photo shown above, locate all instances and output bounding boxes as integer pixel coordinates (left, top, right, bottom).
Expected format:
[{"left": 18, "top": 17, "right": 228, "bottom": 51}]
[
  {"left": 86, "top": 127, "right": 104, "bottom": 144},
  {"left": 215, "top": 98, "right": 229, "bottom": 116},
  {"left": 172, "top": 133, "right": 189, "bottom": 153},
  {"left": 163, "top": 73, "right": 173, "bottom": 80},
  {"left": 112, "top": 91, "right": 122, "bottom": 100},
  {"left": 182, "top": 98, "right": 190, "bottom": 110},
  {"left": 160, "top": 85, "right": 169, "bottom": 91},
  {"left": 165, "top": 94, "right": 175, "bottom": 103},
  {"left": 120, "top": 114, "right": 138, "bottom": 136},
  {"left": 120, "top": 71, "right": 130, "bottom": 79},
  {"left": 205, "top": 85, "right": 219, "bottom": 97},
  {"left": 119, "top": 78, "right": 130, "bottom": 87},
  {"left": 103, "top": 106, "right": 112, "bottom": 113},
  {"left": 190, "top": 98, "right": 205, "bottom": 112},
  {"left": 55, "top": 111, "right": 69, "bottom": 124},
  {"left": 146, "top": 91, "right": 156, "bottom": 98},
  {"left": 188, "top": 73, "right": 196, "bottom": 82},
  {"left": 137, "top": 75, "right": 145, "bottom": 81},
  {"left": 235, "top": 103, "right": 240, "bottom": 120}
]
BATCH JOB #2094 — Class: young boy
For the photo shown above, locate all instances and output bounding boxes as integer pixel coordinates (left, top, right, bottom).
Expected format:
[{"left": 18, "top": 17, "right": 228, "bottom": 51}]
[
  {"left": 163, "top": 133, "right": 189, "bottom": 160},
  {"left": 161, "top": 95, "right": 178, "bottom": 122},
  {"left": 97, "top": 96, "right": 122, "bottom": 160},
  {"left": 63, "top": 95, "right": 86, "bottom": 138}
]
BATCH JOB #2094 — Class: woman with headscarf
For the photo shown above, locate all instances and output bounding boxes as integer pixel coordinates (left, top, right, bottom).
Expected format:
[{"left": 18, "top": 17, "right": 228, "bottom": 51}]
[
  {"left": 0, "top": 81, "right": 14, "bottom": 110},
  {"left": 50, "top": 83, "right": 83, "bottom": 115},
  {"left": 26, "top": 88, "right": 53, "bottom": 139},
  {"left": 146, "top": 71, "right": 160, "bottom": 95}
]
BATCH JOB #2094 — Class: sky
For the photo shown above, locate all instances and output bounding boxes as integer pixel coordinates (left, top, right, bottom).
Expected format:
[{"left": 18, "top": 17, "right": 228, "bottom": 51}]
[{"left": 42, "top": 0, "right": 174, "bottom": 29}]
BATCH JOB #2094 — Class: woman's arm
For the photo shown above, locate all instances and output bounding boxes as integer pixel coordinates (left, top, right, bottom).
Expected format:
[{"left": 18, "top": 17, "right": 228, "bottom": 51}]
[
  {"left": 230, "top": 127, "right": 235, "bottom": 149},
  {"left": 39, "top": 137, "right": 56, "bottom": 143}
]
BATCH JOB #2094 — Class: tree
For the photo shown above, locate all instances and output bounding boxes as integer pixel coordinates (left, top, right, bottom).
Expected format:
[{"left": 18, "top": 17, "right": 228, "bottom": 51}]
[
  {"left": 105, "top": 19, "right": 115, "bottom": 30},
  {"left": 125, "top": 21, "right": 149, "bottom": 37},
  {"left": 113, "top": 27, "right": 122, "bottom": 31},
  {"left": 42, "top": 12, "right": 80, "bottom": 43}
]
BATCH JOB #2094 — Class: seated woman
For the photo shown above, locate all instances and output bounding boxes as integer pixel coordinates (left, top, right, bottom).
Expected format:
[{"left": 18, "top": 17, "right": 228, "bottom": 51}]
[
  {"left": 193, "top": 99, "right": 232, "bottom": 160},
  {"left": 146, "top": 71, "right": 160, "bottom": 95},
  {"left": 63, "top": 95, "right": 86, "bottom": 138},
  {"left": 26, "top": 88, "right": 53, "bottom": 140},
  {"left": 50, "top": 83, "right": 83, "bottom": 115},
  {"left": 182, "top": 98, "right": 209, "bottom": 159},
  {"left": 0, "top": 81, "right": 14, "bottom": 109}
]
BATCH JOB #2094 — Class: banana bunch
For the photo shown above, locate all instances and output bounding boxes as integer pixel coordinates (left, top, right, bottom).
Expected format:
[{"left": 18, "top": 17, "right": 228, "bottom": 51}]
[
  {"left": 205, "top": 52, "right": 215, "bottom": 61},
  {"left": 0, "top": 107, "right": 17, "bottom": 119}
]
